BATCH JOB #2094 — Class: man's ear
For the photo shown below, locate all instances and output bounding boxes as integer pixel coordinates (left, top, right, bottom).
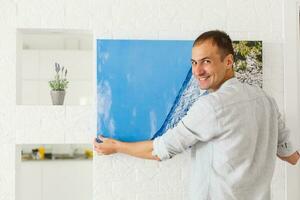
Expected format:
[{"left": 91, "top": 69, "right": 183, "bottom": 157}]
[{"left": 225, "top": 54, "right": 234, "bottom": 69}]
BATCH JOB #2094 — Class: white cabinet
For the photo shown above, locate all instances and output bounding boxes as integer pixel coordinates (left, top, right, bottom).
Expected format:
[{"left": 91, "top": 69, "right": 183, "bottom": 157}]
[
  {"left": 42, "top": 161, "right": 92, "bottom": 200},
  {"left": 17, "top": 161, "right": 92, "bottom": 200},
  {"left": 17, "top": 163, "right": 42, "bottom": 200}
]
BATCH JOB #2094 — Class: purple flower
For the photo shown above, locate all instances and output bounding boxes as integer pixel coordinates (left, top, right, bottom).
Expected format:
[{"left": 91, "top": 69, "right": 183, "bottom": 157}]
[{"left": 55, "top": 63, "right": 60, "bottom": 73}]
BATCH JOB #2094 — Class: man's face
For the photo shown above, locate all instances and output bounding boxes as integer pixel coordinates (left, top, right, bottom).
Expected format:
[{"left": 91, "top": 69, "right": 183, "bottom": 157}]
[{"left": 191, "top": 40, "right": 233, "bottom": 91}]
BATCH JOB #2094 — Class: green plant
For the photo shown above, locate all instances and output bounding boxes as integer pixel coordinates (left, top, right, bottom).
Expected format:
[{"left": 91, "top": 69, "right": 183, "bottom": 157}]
[{"left": 49, "top": 62, "right": 69, "bottom": 91}]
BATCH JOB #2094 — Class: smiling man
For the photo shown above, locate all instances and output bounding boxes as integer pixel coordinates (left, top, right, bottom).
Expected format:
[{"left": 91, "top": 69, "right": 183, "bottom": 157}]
[
  {"left": 94, "top": 30, "right": 299, "bottom": 200},
  {"left": 191, "top": 32, "right": 234, "bottom": 92}
]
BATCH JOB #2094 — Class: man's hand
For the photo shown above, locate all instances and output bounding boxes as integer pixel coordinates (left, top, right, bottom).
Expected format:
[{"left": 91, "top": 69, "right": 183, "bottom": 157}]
[
  {"left": 278, "top": 151, "right": 300, "bottom": 165},
  {"left": 93, "top": 135, "right": 160, "bottom": 160},
  {"left": 93, "top": 135, "right": 120, "bottom": 155}
]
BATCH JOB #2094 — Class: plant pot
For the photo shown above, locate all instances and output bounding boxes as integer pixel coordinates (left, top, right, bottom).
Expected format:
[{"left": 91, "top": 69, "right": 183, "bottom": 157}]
[{"left": 50, "top": 90, "right": 66, "bottom": 105}]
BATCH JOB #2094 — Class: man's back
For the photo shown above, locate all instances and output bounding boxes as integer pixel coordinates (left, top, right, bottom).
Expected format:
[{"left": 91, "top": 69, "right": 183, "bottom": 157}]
[{"left": 185, "top": 78, "right": 289, "bottom": 200}]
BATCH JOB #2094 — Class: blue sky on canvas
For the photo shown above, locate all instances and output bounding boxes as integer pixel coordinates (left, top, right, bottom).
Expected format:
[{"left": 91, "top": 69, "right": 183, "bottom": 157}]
[{"left": 97, "top": 40, "right": 193, "bottom": 142}]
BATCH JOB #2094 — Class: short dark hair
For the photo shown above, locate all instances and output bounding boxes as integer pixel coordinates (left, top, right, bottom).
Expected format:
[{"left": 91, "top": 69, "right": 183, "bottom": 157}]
[{"left": 193, "top": 30, "right": 234, "bottom": 60}]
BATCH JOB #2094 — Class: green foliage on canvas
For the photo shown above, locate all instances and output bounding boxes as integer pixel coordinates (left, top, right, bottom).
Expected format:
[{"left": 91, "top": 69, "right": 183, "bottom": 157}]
[{"left": 233, "top": 41, "right": 262, "bottom": 72}]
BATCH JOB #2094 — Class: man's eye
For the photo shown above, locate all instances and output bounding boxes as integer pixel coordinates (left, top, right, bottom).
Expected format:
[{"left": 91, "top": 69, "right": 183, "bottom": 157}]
[
  {"left": 203, "top": 60, "right": 210, "bottom": 64},
  {"left": 191, "top": 61, "right": 197, "bottom": 65}
]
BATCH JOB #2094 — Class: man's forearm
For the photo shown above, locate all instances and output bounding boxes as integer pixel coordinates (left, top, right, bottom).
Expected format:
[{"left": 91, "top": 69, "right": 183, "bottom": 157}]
[{"left": 116, "top": 140, "right": 160, "bottom": 160}]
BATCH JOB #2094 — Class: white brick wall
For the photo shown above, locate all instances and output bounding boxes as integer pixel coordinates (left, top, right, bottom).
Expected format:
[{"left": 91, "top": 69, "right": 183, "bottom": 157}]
[{"left": 0, "top": 0, "right": 298, "bottom": 199}]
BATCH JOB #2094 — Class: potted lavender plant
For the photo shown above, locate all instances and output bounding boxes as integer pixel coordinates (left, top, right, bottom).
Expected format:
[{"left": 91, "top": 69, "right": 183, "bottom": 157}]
[{"left": 49, "top": 62, "right": 69, "bottom": 105}]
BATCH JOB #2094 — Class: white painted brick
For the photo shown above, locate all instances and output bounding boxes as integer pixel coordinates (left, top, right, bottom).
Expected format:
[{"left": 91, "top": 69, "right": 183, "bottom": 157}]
[
  {"left": 91, "top": 0, "right": 114, "bottom": 19},
  {"left": 166, "top": 193, "right": 185, "bottom": 200},
  {"left": 0, "top": 44, "right": 15, "bottom": 105},
  {"left": 135, "top": 176, "right": 160, "bottom": 195},
  {"left": 111, "top": 5, "right": 137, "bottom": 34},
  {"left": 16, "top": 106, "right": 67, "bottom": 144},
  {"left": 93, "top": 154, "right": 114, "bottom": 170},
  {"left": 134, "top": 0, "right": 160, "bottom": 33},
  {"left": 227, "top": 0, "right": 259, "bottom": 32},
  {"left": 135, "top": 159, "right": 159, "bottom": 173},
  {"left": 157, "top": 21, "right": 182, "bottom": 36},
  {"left": 65, "top": 106, "right": 94, "bottom": 143},
  {"left": 270, "top": 0, "right": 284, "bottom": 32},
  {"left": 159, "top": 0, "right": 181, "bottom": 20},
  {"left": 158, "top": 0, "right": 184, "bottom": 31},
  {"left": 0, "top": 0, "right": 16, "bottom": 28},
  {"left": 158, "top": 30, "right": 195, "bottom": 41},
  {"left": 91, "top": 0, "right": 114, "bottom": 39},
  {"left": 0, "top": 107, "right": 16, "bottom": 144},
  {"left": 252, "top": 0, "right": 272, "bottom": 32},
  {"left": 111, "top": 155, "right": 138, "bottom": 180},
  {"left": 130, "top": 31, "right": 159, "bottom": 40},
  {"left": 0, "top": 170, "right": 14, "bottom": 200},
  {"left": 111, "top": 179, "right": 139, "bottom": 199},
  {"left": 93, "top": 23, "right": 113, "bottom": 39},
  {"left": 93, "top": 155, "right": 115, "bottom": 187},
  {"left": 136, "top": 193, "right": 170, "bottom": 200},
  {"left": 112, "top": 31, "right": 158, "bottom": 40},
  {"left": 65, "top": 0, "right": 92, "bottom": 29},
  {"left": 0, "top": 145, "right": 15, "bottom": 171},
  {"left": 227, "top": 31, "right": 249, "bottom": 41},
  {"left": 39, "top": 106, "right": 66, "bottom": 143},
  {"left": 159, "top": 181, "right": 184, "bottom": 196},
  {"left": 198, "top": 0, "right": 227, "bottom": 30},
  {"left": 247, "top": 32, "right": 263, "bottom": 41},
  {"left": 0, "top": 53, "right": 16, "bottom": 106},
  {"left": 136, "top": 166, "right": 160, "bottom": 183},
  {"left": 260, "top": 31, "right": 283, "bottom": 43},
  {"left": 16, "top": 106, "right": 42, "bottom": 143},
  {"left": 17, "top": 0, "right": 42, "bottom": 28},
  {"left": 93, "top": 191, "right": 114, "bottom": 200},
  {"left": 93, "top": 168, "right": 114, "bottom": 200},
  {"left": 40, "top": 0, "right": 65, "bottom": 29}
]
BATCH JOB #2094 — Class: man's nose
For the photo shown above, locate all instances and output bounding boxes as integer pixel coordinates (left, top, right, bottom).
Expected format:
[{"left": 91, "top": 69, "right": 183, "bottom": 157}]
[{"left": 192, "top": 64, "right": 205, "bottom": 75}]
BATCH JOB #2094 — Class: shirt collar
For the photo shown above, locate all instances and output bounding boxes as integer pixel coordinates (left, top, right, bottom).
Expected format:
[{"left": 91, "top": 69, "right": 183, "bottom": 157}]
[
  {"left": 220, "top": 77, "right": 239, "bottom": 88},
  {"left": 207, "top": 77, "right": 239, "bottom": 94}
]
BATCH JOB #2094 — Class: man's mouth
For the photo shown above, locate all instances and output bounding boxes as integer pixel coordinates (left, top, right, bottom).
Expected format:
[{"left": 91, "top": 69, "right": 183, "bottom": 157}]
[{"left": 199, "top": 76, "right": 210, "bottom": 81}]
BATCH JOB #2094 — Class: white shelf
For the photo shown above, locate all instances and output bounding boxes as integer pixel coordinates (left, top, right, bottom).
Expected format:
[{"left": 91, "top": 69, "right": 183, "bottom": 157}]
[{"left": 16, "top": 30, "right": 93, "bottom": 106}]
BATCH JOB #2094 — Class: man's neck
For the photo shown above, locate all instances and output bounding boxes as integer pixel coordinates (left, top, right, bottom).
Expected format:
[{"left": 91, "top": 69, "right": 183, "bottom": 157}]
[{"left": 209, "top": 74, "right": 235, "bottom": 93}]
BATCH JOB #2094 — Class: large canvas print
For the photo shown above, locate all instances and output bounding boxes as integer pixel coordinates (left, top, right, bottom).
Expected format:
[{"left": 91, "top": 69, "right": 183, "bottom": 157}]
[{"left": 97, "top": 40, "right": 262, "bottom": 142}]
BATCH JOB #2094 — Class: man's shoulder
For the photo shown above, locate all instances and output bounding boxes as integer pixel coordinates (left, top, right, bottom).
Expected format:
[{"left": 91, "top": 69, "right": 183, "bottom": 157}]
[{"left": 199, "top": 81, "right": 271, "bottom": 110}]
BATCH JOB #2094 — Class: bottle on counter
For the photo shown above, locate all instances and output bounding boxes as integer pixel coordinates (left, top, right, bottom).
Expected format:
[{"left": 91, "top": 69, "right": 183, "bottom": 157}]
[{"left": 38, "top": 146, "right": 45, "bottom": 160}]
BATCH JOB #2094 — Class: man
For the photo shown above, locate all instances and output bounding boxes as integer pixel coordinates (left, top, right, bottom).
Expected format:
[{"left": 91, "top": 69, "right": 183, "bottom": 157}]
[{"left": 94, "top": 30, "right": 299, "bottom": 200}]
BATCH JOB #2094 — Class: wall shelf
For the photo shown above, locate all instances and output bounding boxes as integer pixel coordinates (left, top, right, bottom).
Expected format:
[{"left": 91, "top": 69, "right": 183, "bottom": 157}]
[{"left": 16, "top": 29, "right": 94, "bottom": 106}]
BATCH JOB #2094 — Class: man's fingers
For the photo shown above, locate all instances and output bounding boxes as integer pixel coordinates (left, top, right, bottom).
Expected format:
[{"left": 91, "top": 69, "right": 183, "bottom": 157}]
[
  {"left": 93, "top": 144, "right": 100, "bottom": 151},
  {"left": 93, "top": 145, "right": 103, "bottom": 154},
  {"left": 98, "top": 135, "right": 107, "bottom": 140}
]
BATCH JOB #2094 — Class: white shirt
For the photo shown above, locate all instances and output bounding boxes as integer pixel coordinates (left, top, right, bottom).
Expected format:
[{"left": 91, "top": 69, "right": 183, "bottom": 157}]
[{"left": 152, "top": 77, "right": 294, "bottom": 200}]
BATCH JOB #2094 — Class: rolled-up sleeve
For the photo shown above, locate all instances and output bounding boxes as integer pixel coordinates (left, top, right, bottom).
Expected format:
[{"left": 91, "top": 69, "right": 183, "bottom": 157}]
[
  {"left": 277, "top": 111, "right": 294, "bottom": 156},
  {"left": 152, "top": 98, "right": 220, "bottom": 161},
  {"left": 152, "top": 122, "right": 199, "bottom": 160},
  {"left": 271, "top": 98, "right": 295, "bottom": 157},
  {"left": 152, "top": 135, "right": 170, "bottom": 160}
]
